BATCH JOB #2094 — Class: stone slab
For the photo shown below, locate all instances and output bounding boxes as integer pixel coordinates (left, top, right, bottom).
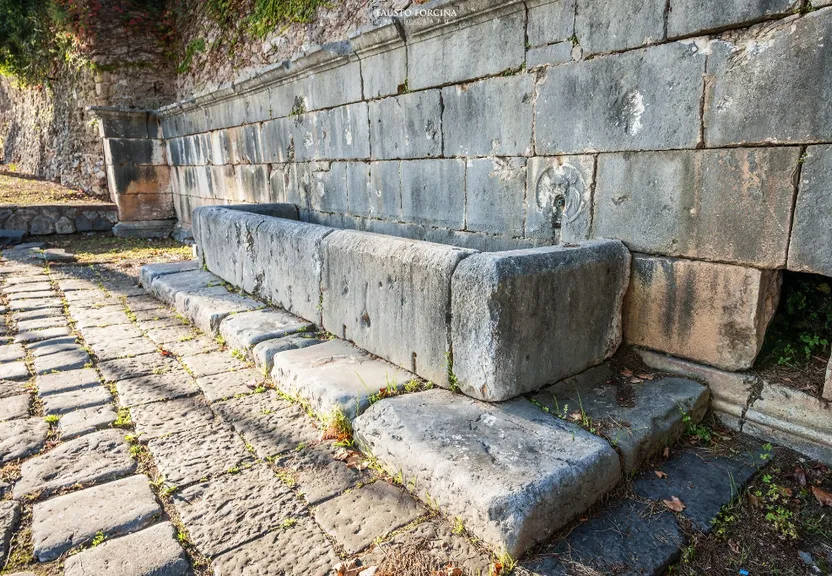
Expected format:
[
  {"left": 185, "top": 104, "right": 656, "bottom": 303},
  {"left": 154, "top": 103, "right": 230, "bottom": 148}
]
[
  {"left": 624, "top": 255, "right": 781, "bottom": 371},
  {"left": 0, "top": 500, "right": 20, "bottom": 564},
  {"left": 15, "top": 326, "right": 71, "bottom": 343},
  {"left": 171, "top": 464, "right": 303, "bottom": 557},
  {"left": 368, "top": 90, "right": 442, "bottom": 160},
  {"left": 272, "top": 339, "right": 413, "bottom": 420},
  {"left": 314, "top": 481, "right": 424, "bottom": 554},
  {"left": 98, "top": 352, "right": 181, "bottom": 382},
  {"left": 273, "top": 442, "right": 363, "bottom": 505},
  {"left": 36, "top": 367, "right": 99, "bottom": 396},
  {"left": 0, "top": 380, "right": 27, "bottom": 399},
  {"left": 63, "top": 521, "right": 190, "bottom": 576},
  {"left": 176, "top": 286, "right": 263, "bottom": 335},
  {"left": 0, "top": 362, "right": 29, "bottom": 382},
  {"left": 197, "top": 368, "right": 266, "bottom": 402},
  {"left": 83, "top": 324, "right": 145, "bottom": 343},
  {"left": 130, "top": 396, "right": 215, "bottom": 439},
  {"left": 58, "top": 404, "right": 117, "bottom": 439},
  {"left": 148, "top": 423, "right": 254, "bottom": 487},
  {"left": 182, "top": 350, "right": 247, "bottom": 378},
  {"left": 218, "top": 309, "right": 312, "bottom": 353},
  {"left": 575, "top": 0, "right": 664, "bottom": 55},
  {"left": 788, "top": 145, "right": 832, "bottom": 277},
  {"left": 8, "top": 290, "right": 57, "bottom": 301},
  {"left": 32, "top": 474, "right": 162, "bottom": 561},
  {"left": 668, "top": 0, "right": 797, "bottom": 37},
  {"left": 42, "top": 385, "right": 112, "bottom": 415},
  {"left": 115, "top": 371, "right": 199, "bottom": 407},
  {"left": 533, "top": 364, "right": 709, "bottom": 473},
  {"left": 214, "top": 391, "right": 319, "bottom": 458},
  {"left": 9, "top": 297, "right": 63, "bottom": 311},
  {"left": 452, "top": 241, "right": 630, "bottom": 401},
  {"left": 400, "top": 159, "right": 466, "bottom": 229},
  {"left": 29, "top": 337, "right": 80, "bottom": 358},
  {"left": 144, "top": 324, "right": 198, "bottom": 345},
  {"left": 0, "top": 393, "right": 29, "bottom": 421},
  {"left": 12, "top": 308, "right": 63, "bottom": 322},
  {"left": 0, "top": 343, "right": 25, "bottom": 362},
  {"left": 14, "top": 429, "right": 136, "bottom": 498},
  {"left": 160, "top": 335, "right": 220, "bottom": 357},
  {"left": 147, "top": 268, "right": 218, "bottom": 305},
  {"left": 3, "top": 281, "right": 52, "bottom": 293},
  {"left": 353, "top": 389, "right": 622, "bottom": 557},
  {"left": 33, "top": 347, "right": 90, "bottom": 374},
  {"left": 0, "top": 418, "right": 48, "bottom": 463},
  {"left": 252, "top": 334, "right": 325, "bottom": 373}
]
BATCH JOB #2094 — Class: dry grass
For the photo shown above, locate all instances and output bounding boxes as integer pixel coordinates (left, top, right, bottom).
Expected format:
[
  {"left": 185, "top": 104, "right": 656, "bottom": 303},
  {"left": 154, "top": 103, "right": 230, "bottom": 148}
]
[
  {"left": 37, "top": 233, "right": 192, "bottom": 266},
  {"left": 0, "top": 173, "right": 108, "bottom": 206}
]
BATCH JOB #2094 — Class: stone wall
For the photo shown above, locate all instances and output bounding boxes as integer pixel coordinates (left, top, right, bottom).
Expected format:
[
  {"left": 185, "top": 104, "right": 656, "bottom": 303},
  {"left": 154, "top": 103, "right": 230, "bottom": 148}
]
[{"left": 0, "top": 204, "right": 118, "bottom": 236}]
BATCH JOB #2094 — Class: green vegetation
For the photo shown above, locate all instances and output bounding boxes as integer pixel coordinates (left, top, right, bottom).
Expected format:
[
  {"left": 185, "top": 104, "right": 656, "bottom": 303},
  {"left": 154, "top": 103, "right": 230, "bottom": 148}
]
[
  {"left": 206, "top": 0, "right": 327, "bottom": 40},
  {"left": 176, "top": 37, "right": 204, "bottom": 73}
]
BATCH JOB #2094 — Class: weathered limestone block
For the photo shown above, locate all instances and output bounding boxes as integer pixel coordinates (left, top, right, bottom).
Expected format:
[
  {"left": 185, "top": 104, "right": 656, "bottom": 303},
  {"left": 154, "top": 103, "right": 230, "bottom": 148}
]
[
  {"left": 322, "top": 230, "right": 474, "bottom": 386},
  {"left": 353, "top": 390, "right": 621, "bottom": 557},
  {"left": 788, "top": 145, "right": 832, "bottom": 277},
  {"left": 175, "top": 287, "right": 263, "bottom": 335},
  {"left": 106, "top": 165, "right": 171, "bottom": 196},
  {"left": 355, "top": 24, "right": 407, "bottom": 99},
  {"left": 668, "top": 0, "right": 797, "bottom": 37},
  {"left": 346, "top": 161, "right": 401, "bottom": 220},
  {"left": 575, "top": 0, "right": 666, "bottom": 55},
  {"left": 252, "top": 334, "right": 324, "bottom": 373},
  {"left": 104, "top": 139, "right": 166, "bottom": 166},
  {"left": 525, "top": 155, "right": 594, "bottom": 243},
  {"left": 526, "top": 42, "right": 574, "bottom": 68},
  {"left": 0, "top": 500, "right": 19, "bottom": 564},
  {"left": 451, "top": 240, "right": 629, "bottom": 401},
  {"left": 465, "top": 158, "right": 526, "bottom": 236},
  {"left": 595, "top": 148, "right": 800, "bottom": 268},
  {"left": 526, "top": 0, "right": 576, "bottom": 47},
  {"left": 400, "top": 159, "right": 465, "bottom": 229},
  {"left": 536, "top": 42, "right": 706, "bottom": 154},
  {"left": 442, "top": 75, "right": 533, "bottom": 157},
  {"left": 0, "top": 418, "right": 48, "bottom": 464},
  {"left": 91, "top": 108, "right": 157, "bottom": 139},
  {"left": 259, "top": 118, "right": 293, "bottom": 163},
  {"left": 113, "top": 194, "right": 175, "bottom": 223},
  {"left": 227, "top": 125, "right": 264, "bottom": 165},
  {"left": 268, "top": 53, "right": 363, "bottom": 118},
  {"left": 705, "top": 12, "right": 832, "bottom": 146},
  {"left": 624, "top": 256, "right": 781, "bottom": 371},
  {"left": 292, "top": 162, "right": 349, "bottom": 214},
  {"left": 369, "top": 91, "right": 441, "bottom": 159},
  {"left": 219, "top": 309, "right": 313, "bottom": 352},
  {"left": 139, "top": 260, "right": 199, "bottom": 288}
]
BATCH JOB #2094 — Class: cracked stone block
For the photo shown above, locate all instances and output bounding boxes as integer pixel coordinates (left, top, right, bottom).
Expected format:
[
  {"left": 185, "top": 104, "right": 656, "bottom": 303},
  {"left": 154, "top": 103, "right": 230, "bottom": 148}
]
[
  {"left": 130, "top": 396, "right": 215, "bottom": 439},
  {"left": 212, "top": 516, "right": 341, "bottom": 576},
  {"left": 252, "top": 334, "right": 325, "bottom": 374},
  {"left": 575, "top": 0, "right": 665, "bottom": 55},
  {"left": 32, "top": 475, "right": 162, "bottom": 561},
  {"left": 197, "top": 368, "right": 266, "bottom": 402},
  {"left": 0, "top": 394, "right": 29, "bottom": 421},
  {"left": 176, "top": 286, "right": 264, "bottom": 335},
  {"left": 633, "top": 443, "right": 770, "bottom": 532},
  {"left": 99, "top": 352, "right": 181, "bottom": 382},
  {"left": 42, "top": 385, "right": 112, "bottom": 415},
  {"left": 0, "top": 343, "right": 25, "bottom": 362},
  {"left": 0, "top": 500, "right": 20, "bottom": 564},
  {"left": 0, "top": 418, "right": 48, "bottom": 464},
  {"left": 273, "top": 442, "right": 363, "bottom": 505},
  {"left": 0, "top": 362, "right": 29, "bottom": 381},
  {"left": 214, "top": 391, "right": 319, "bottom": 459},
  {"left": 139, "top": 261, "right": 199, "bottom": 288},
  {"left": 182, "top": 351, "right": 247, "bottom": 378},
  {"left": 314, "top": 481, "right": 424, "bottom": 554},
  {"left": 272, "top": 339, "right": 413, "bottom": 420},
  {"left": 532, "top": 364, "right": 709, "bottom": 473},
  {"left": 115, "top": 371, "right": 199, "bottom": 407},
  {"left": 172, "top": 465, "right": 303, "bottom": 557},
  {"left": 91, "top": 337, "right": 160, "bottom": 362},
  {"left": 369, "top": 91, "right": 442, "bottom": 160},
  {"left": 0, "top": 381, "right": 27, "bottom": 399},
  {"left": 147, "top": 269, "right": 218, "bottom": 306},
  {"left": 14, "top": 429, "right": 136, "bottom": 498},
  {"left": 353, "top": 389, "right": 622, "bottom": 557},
  {"left": 63, "top": 521, "right": 190, "bottom": 576},
  {"left": 33, "top": 348, "right": 90, "bottom": 375},
  {"left": 219, "top": 309, "right": 313, "bottom": 353},
  {"left": 788, "top": 145, "right": 832, "bottom": 277},
  {"left": 36, "top": 367, "right": 99, "bottom": 396},
  {"left": 58, "top": 405, "right": 118, "bottom": 439},
  {"left": 148, "top": 424, "right": 254, "bottom": 487},
  {"left": 16, "top": 326, "right": 71, "bottom": 343}
]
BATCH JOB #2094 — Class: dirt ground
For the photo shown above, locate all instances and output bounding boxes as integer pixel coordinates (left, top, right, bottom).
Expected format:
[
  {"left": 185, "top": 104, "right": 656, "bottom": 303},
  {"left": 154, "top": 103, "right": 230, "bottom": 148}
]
[{"left": 0, "top": 173, "right": 108, "bottom": 206}]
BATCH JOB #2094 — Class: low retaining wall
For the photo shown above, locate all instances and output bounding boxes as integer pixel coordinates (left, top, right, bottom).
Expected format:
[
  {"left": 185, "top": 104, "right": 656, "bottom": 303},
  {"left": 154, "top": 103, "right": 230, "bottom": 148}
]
[
  {"left": 0, "top": 204, "right": 118, "bottom": 236},
  {"left": 193, "top": 204, "right": 630, "bottom": 400}
]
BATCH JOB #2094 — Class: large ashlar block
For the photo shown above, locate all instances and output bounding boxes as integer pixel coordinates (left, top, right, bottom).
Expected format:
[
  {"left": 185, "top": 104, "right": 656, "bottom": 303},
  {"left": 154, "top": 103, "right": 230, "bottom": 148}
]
[
  {"left": 321, "top": 230, "right": 475, "bottom": 387},
  {"left": 575, "top": 0, "right": 666, "bottom": 55},
  {"left": 625, "top": 256, "right": 781, "bottom": 371},
  {"left": 104, "top": 138, "right": 166, "bottom": 166},
  {"left": 667, "top": 0, "right": 797, "bottom": 38},
  {"left": 787, "top": 145, "right": 832, "bottom": 277},
  {"left": 451, "top": 240, "right": 630, "bottom": 401}
]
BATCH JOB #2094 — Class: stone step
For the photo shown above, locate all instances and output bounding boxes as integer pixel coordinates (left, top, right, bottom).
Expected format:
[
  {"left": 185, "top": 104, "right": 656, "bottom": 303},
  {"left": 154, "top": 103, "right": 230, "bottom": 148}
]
[{"left": 352, "top": 388, "right": 621, "bottom": 558}]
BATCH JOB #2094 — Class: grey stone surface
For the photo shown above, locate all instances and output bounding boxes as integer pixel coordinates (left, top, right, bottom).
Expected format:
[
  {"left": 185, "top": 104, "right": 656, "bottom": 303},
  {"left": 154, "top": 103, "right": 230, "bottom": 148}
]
[
  {"left": 8, "top": 289, "right": 56, "bottom": 301},
  {"left": 144, "top": 324, "right": 198, "bottom": 345},
  {"left": 172, "top": 464, "right": 303, "bottom": 557},
  {"left": 36, "top": 367, "right": 99, "bottom": 396},
  {"left": 148, "top": 268, "right": 217, "bottom": 306},
  {"left": 12, "top": 307, "right": 63, "bottom": 322},
  {"left": 63, "top": 521, "right": 190, "bottom": 576},
  {"left": 33, "top": 347, "right": 91, "bottom": 374},
  {"left": 314, "top": 481, "right": 424, "bottom": 554},
  {"left": 58, "top": 404, "right": 117, "bottom": 439},
  {"left": 212, "top": 516, "right": 340, "bottom": 576},
  {"left": 214, "top": 391, "right": 318, "bottom": 458},
  {"left": 160, "top": 335, "right": 220, "bottom": 357},
  {"left": 595, "top": 148, "right": 800, "bottom": 268},
  {"left": 575, "top": 0, "right": 665, "bottom": 55},
  {"left": 705, "top": 12, "right": 832, "bottom": 146},
  {"left": 536, "top": 42, "right": 706, "bottom": 154},
  {"left": 0, "top": 361, "right": 29, "bottom": 381},
  {"left": 442, "top": 75, "right": 533, "bottom": 157},
  {"left": 272, "top": 339, "right": 412, "bottom": 420},
  {"left": 197, "top": 368, "right": 265, "bottom": 402},
  {"left": 130, "top": 396, "right": 215, "bottom": 440},
  {"left": 149, "top": 422, "right": 254, "bottom": 486},
  {"left": 451, "top": 241, "right": 629, "bottom": 401},
  {"left": 369, "top": 90, "right": 442, "bottom": 159},
  {"left": 533, "top": 364, "right": 709, "bottom": 472},
  {"left": 42, "top": 385, "right": 112, "bottom": 415},
  {"left": 15, "top": 326, "right": 71, "bottom": 343},
  {"left": 2, "top": 281, "right": 52, "bottom": 294},
  {"left": 0, "top": 393, "right": 29, "bottom": 421},
  {"left": 179, "top": 285, "right": 265, "bottom": 338},
  {"left": 322, "top": 230, "right": 472, "bottom": 386},
  {"left": 400, "top": 158, "right": 466, "bottom": 229},
  {"left": 346, "top": 161, "right": 401, "bottom": 220},
  {"left": 525, "top": 155, "right": 594, "bottom": 243},
  {"left": 274, "top": 442, "right": 363, "bottom": 505},
  {"left": 465, "top": 157, "right": 526, "bottom": 237},
  {"left": 0, "top": 343, "right": 25, "bottom": 362},
  {"left": 116, "top": 371, "right": 199, "bottom": 407},
  {"left": 218, "top": 309, "right": 312, "bottom": 353},
  {"left": 526, "top": 41, "right": 574, "bottom": 68},
  {"left": 353, "top": 389, "right": 621, "bottom": 557},
  {"left": 0, "top": 418, "right": 48, "bottom": 463},
  {"left": 668, "top": 0, "right": 797, "bottom": 37},
  {"left": 252, "top": 334, "right": 325, "bottom": 373},
  {"left": 9, "top": 296, "right": 63, "bottom": 311},
  {"left": 788, "top": 145, "right": 832, "bottom": 276},
  {"left": 32, "top": 474, "right": 162, "bottom": 561},
  {"left": 359, "top": 40, "right": 406, "bottom": 101},
  {"left": 16, "top": 316, "right": 69, "bottom": 332},
  {"left": 83, "top": 323, "right": 146, "bottom": 344},
  {"left": 0, "top": 380, "right": 27, "bottom": 399},
  {"left": 182, "top": 350, "right": 247, "bottom": 378},
  {"left": 0, "top": 500, "right": 20, "bottom": 564},
  {"left": 99, "top": 352, "right": 181, "bottom": 382},
  {"left": 527, "top": 0, "right": 576, "bottom": 47},
  {"left": 14, "top": 429, "right": 136, "bottom": 498}
]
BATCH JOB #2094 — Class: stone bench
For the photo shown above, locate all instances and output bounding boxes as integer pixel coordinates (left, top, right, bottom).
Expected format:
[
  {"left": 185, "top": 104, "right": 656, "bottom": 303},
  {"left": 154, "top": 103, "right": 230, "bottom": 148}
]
[{"left": 193, "top": 204, "right": 631, "bottom": 401}]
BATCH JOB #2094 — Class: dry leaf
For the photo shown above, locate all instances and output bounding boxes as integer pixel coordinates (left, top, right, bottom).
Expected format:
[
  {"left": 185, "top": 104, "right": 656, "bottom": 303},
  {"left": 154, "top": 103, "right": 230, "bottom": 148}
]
[
  {"left": 794, "top": 467, "right": 807, "bottom": 487},
  {"left": 491, "top": 561, "right": 504, "bottom": 576},
  {"left": 729, "top": 539, "right": 740, "bottom": 554},
  {"left": 630, "top": 377, "right": 643, "bottom": 383},
  {"left": 637, "top": 373, "right": 654, "bottom": 380},
  {"left": 782, "top": 487, "right": 793, "bottom": 497},
  {"left": 811, "top": 485, "right": 832, "bottom": 507},
  {"left": 569, "top": 412, "right": 582, "bottom": 422},
  {"left": 663, "top": 447, "right": 670, "bottom": 459},
  {"left": 747, "top": 493, "right": 761, "bottom": 508},
  {"left": 654, "top": 470, "right": 668, "bottom": 479},
  {"left": 621, "top": 368, "right": 633, "bottom": 377},
  {"left": 663, "top": 496, "right": 686, "bottom": 512}
]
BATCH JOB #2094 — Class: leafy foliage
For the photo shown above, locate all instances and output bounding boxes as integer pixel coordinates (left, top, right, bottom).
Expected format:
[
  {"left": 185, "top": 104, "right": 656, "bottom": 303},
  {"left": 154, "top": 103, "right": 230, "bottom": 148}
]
[
  {"left": 204, "top": 0, "right": 327, "bottom": 46},
  {"left": 0, "top": 0, "right": 55, "bottom": 84}
]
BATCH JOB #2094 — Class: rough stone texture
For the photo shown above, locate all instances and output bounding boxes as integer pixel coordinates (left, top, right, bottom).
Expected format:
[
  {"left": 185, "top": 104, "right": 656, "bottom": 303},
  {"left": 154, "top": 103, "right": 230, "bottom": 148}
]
[
  {"left": 0, "top": 417, "right": 48, "bottom": 463},
  {"left": 536, "top": 42, "right": 705, "bottom": 154},
  {"left": 144, "top": 324, "right": 198, "bottom": 345},
  {"left": 668, "top": 0, "right": 797, "bottom": 37},
  {"left": 353, "top": 389, "right": 622, "bottom": 557},
  {"left": 32, "top": 475, "right": 162, "bottom": 561},
  {"left": 272, "top": 339, "right": 413, "bottom": 420},
  {"left": 624, "top": 255, "right": 781, "bottom": 371},
  {"left": 218, "top": 309, "right": 312, "bottom": 352},
  {"left": 0, "top": 394, "right": 29, "bottom": 421},
  {"left": 42, "top": 385, "right": 112, "bottom": 415},
  {"left": 526, "top": 39, "right": 573, "bottom": 67},
  {"left": 400, "top": 159, "right": 466, "bottom": 229},
  {"left": 8, "top": 290, "right": 58, "bottom": 302},
  {"left": 182, "top": 350, "right": 247, "bottom": 378},
  {"left": 14, "top": 429, "right": 136, "bottom": 498},
  {"left": 527, "top": 0, "right": 576, "bottom": 47},
  {"left": 171, "top": 465, "right": 303, "bottom": 557},
  {"left": 16, "top": 316, "right": 69, "bottom": 332},
  {"left": 147, "top": 268, "right": 217, "bottom": 305},
  {"left": 825, "top": 357, "right": 832, "bottom": 402},
  {"left": 148, "top": 424, "right": 254, "bottom": 487},
  {"left": 63, "top": 522, "right": 190, "bottom": 576},
  {"left": 273, "top": 442, "right": 363, "bottom": 505},
  {"left": 321, "top": 230, "right": 473, "bottom": 386},
  {"left": 0, "top": 500, "right": 20, "bottom": 564},
  {"left": 197, "top": 368, "right": 266, "bottom": 402},
  {"left": 214, "top": 391, "right": 319, "bottom": 458},
  {"left": 0, "top": 380, "right": 27, "bottom": 399},
  {"left": 705, "top": 12, "right": 832, "bottom": 146},
  {"left": 369, "top": 90, "right": 442, "bottom": 160},
  {"left": 36, "top": 367, "right": 100, "bottom": 396},
  {"left": 116, "top": 372, "right": 199, "bottom": 407},
  {"left": 252, "top": 334, "right": 325, "bottom": 373},
  {"left": 58, "top": 404, "right": 118, "bottom": 439},
  {"left": 634, "top": 443, "right": 770, "bottom": 532},
  {"left": 0, "top": 343, "right": 25, "bottom": 362},
  {"left": 518, "top": 501, "right": 684, "bottom": 576},
  {"left": 595, "top": 148, "right": 800, "bottom": 268},
  {"left": 139, "top": 260, "right": 199, "bottom": 288},
  {"left": 130, "top": 396, "right": 215, "bottom": 440},
  {"left": 33, "top": 347, "right": 91, "bottom": 375},
  {"left": 533, "top": 364, "right": 709, "bottom": 472},
  {"left": 525, "top": 155, "right": 594, "bottom": 243},
  {"left": 161, "top": 335, "right": 220, "bottom": 357},
  {"left": 15, "top": 326, "right": 72, "bottom": 343},
  {"left": 176, "top": 286, "right": 263, "bottom": 335},
  {"left": 0, "top": 361, "right": 29, "bottom": 382},
  {"left": 465, "top": 157, "right": 527, "bottom": 237},
  {"left": 99, "top": 352, "right": 181, "bottom": 382},
  {"left": 575, "top": 0, "right": 665, "bottom": 54},
  {"left": 9, "top": 296, "right": 63, "bottom": 311},
  {"left": 314, "top": 481, "right": 424, "bottom": 554},
  {"left": 0, "top": 205, "right": 117, "bottom": 237},
  {"left": 788, "top": 145, "right": 832, "bottom": 277},
  {"left": 451, "top": 241, "right": 630, "bottom": 401}
]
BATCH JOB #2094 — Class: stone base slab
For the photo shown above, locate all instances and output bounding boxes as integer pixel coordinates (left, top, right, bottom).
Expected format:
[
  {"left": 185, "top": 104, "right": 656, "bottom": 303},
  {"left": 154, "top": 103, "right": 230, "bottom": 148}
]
[{"left": 112, "top": 219, "right": 176, "bottom": 238}]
